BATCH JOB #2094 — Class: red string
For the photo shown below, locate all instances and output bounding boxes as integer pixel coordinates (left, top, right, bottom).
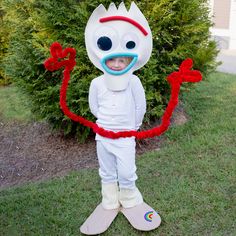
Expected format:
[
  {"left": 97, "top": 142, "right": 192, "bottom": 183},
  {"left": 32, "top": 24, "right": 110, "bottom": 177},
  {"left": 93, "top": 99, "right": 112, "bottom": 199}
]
[{"left": 44, "top": 42, "right": 202, "bottom": 139}]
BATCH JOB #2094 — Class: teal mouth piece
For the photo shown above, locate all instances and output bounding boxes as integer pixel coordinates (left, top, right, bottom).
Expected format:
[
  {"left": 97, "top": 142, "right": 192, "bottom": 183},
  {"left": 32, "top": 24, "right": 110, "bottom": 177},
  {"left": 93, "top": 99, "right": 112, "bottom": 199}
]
[{"left": 101, "top": 53, "right": 138, "bottom": 75}]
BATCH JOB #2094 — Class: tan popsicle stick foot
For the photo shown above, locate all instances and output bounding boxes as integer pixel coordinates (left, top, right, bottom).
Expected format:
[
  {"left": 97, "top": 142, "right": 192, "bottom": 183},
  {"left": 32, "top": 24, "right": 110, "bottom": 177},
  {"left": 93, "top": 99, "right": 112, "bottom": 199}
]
[
  {"left": 120, "top": 202, "right": 161, "bottom": 231},
  {"left": 80, "top": 203, "right": 119, "bottom": 235}
]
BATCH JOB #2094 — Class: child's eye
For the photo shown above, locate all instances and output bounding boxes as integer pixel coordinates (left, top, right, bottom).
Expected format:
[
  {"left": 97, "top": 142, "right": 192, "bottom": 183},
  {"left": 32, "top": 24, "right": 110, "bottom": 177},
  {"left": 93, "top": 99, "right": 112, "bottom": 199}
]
[{"left": 107, "top": 58, "right": 114, "bottom": 63}]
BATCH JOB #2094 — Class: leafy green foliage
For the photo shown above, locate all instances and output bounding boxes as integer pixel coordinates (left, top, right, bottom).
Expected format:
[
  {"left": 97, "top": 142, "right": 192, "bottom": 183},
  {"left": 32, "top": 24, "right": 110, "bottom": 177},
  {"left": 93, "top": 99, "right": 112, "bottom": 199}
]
[
  {"left": 1, "top": 0, "right": 218, "bottom": 141},
  {"left": 0, "top": 0, "right": 11, "bottom": 85}
]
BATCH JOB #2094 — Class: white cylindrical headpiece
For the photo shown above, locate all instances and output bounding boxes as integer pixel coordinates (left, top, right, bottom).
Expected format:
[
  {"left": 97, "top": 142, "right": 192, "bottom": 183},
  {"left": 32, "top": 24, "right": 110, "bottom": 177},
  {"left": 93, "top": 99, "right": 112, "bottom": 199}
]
[{"left": 85, "top": 2, "right": 153, "bottom": 91}]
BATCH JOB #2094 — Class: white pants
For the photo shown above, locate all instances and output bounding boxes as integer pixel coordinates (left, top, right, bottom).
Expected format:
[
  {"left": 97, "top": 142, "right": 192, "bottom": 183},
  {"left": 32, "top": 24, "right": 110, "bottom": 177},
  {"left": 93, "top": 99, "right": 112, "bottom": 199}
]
[{"left": 96, "top": 138, "right": 137, "bottom": 189}]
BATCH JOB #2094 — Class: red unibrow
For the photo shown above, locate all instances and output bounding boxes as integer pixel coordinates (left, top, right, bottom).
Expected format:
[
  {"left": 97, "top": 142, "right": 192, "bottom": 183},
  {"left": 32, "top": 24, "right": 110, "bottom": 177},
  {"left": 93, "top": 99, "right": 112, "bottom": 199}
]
[{"left": 99, "top": 16, "right": 148, "bottom": 36}]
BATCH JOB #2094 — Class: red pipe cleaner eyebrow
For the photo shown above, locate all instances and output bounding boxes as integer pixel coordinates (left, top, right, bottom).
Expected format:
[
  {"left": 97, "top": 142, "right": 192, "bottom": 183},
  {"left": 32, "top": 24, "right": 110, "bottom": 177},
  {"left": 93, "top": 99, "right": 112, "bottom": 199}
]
[{"left": 100, "top": 16, "right": 148, "bottom": 36}]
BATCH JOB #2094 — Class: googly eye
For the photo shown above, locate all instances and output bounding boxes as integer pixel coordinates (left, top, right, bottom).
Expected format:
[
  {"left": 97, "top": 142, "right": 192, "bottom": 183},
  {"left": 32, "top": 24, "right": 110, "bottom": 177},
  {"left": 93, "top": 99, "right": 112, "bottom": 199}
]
[
  {"left": 121, "top": 32, "right": 139, "bottom": 50},
  {"left": 94, "top": 26, "right": 118, "bottom": 52},
  {"left": 97, "top": 37, "right": 112, "bottom": 51},
  {"left": 126, "top": 41, "right": 136, "bottom": 49}
]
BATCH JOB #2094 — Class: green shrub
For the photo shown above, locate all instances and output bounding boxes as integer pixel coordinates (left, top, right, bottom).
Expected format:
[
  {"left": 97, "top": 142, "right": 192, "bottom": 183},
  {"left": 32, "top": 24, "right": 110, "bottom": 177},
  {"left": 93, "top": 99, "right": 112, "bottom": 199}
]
[
  {"left": 0, "top": 0, "right": 11, "bottom": 86},
  {"left": 2, "top": 0, "right": 218, "bottom": 141}
]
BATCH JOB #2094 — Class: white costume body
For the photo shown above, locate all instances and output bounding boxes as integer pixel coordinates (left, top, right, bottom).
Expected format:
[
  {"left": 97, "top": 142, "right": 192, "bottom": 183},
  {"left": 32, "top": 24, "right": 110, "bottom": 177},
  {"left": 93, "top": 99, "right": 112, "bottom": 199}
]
[
  {"left": 80, "top": 3, "right": 162, "bottom": 234},
  {"left": 85, "top": 2, "right": 153, "bottom": 210},
  {"left": 89, "top": 74, "right": 146, "bottom": 133},
  {"left": 89, "top": 74, "right": 146, "bottom": 208}
]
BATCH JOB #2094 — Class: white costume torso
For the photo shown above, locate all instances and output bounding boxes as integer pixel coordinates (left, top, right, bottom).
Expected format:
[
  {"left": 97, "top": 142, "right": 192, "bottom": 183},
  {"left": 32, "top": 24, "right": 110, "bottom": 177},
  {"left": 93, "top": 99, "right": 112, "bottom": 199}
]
[{"left": 89, "top": 74, "right": 146, "bottom": 143}]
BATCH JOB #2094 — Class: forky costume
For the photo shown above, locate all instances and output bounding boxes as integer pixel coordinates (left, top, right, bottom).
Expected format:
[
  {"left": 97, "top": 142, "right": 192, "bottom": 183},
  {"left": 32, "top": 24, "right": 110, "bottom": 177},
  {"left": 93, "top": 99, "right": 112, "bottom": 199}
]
[
  {"left": 44, "top": 2, "right": 202, "bottom": 235},
  {"left": 85, "top": 2, "right": 154, "bottom": 234}
]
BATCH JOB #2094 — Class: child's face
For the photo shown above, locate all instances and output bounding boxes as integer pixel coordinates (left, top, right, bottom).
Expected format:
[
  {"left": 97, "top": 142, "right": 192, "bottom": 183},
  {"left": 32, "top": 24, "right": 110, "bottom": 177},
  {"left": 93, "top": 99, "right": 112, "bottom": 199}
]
[{"left": 106, "top": 57, "right": 132, "bottom": 71}]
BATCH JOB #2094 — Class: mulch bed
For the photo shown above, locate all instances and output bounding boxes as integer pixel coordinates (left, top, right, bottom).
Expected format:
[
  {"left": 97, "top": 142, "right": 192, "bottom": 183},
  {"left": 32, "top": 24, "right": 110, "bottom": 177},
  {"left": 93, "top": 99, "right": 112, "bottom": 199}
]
[{"left": 0, "top": 107, "right": 186, "bottom": 189}]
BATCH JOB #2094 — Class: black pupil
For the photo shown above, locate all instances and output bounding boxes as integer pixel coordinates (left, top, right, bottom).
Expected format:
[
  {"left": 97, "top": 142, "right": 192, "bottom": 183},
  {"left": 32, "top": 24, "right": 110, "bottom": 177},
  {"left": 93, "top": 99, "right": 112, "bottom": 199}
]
[
  {"left": 126, "top": 41, "right": 136, "bottom": 49},
  {"left": 97, "top": 36, "right": 112, "bottom": 51}
]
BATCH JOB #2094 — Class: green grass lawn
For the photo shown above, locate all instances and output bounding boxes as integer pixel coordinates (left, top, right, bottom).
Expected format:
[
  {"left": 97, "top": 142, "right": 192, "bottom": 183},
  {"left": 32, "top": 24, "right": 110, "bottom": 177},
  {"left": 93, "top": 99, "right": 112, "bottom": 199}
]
[
  {"left": 0, "top": 85, "right": 34, "bottom": 122},
  {"left": 0, "top": 72, "right": 236, "bottom": 235}
]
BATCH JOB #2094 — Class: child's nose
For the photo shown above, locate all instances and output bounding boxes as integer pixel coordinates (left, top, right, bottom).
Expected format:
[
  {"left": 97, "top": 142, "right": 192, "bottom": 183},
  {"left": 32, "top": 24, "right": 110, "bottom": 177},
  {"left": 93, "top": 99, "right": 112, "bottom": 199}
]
[{"left": 113, "top": 59, "right": 120, "bottom": 67}]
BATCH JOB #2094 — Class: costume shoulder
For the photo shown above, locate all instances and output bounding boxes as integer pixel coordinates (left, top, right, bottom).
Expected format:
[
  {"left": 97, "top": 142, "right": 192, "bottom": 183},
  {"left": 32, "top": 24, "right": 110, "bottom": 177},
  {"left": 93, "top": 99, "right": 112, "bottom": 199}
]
[
  {"left": 90, "top": 75, "right": 104, "bottom": 87},
  {"left": 130, "top": 74, "right": 142, "bottom": 87}
]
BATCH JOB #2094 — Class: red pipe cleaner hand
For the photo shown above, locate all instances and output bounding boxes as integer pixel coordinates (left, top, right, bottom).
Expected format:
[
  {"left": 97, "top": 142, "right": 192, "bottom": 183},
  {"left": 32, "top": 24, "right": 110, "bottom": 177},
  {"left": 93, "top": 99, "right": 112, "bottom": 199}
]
[
  {"left": 44, "top": 42, "right": 202, "bottom": 139},
  {"left": 167, "top": 58, "right": 202, "bottom": 85},
  {"left": 44, "top": 42, "right": 76, "bottom": 72}
]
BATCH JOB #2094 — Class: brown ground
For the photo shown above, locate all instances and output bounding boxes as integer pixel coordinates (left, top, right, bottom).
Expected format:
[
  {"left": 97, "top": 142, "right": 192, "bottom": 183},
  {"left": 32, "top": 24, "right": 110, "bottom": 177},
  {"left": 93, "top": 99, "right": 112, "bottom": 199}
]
[{"left": 0, "top": 107, "right": 187, "bottom": 190}]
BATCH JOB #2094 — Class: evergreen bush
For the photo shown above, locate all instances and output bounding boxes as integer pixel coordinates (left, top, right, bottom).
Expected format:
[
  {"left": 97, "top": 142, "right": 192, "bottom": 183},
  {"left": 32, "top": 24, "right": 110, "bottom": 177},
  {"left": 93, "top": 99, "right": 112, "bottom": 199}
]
[
  {"left": 2, "top": 0, "right": 218, "bottom": 141},
  {"left": 0, "top": 0, "right": 11, "bottom": 85}
]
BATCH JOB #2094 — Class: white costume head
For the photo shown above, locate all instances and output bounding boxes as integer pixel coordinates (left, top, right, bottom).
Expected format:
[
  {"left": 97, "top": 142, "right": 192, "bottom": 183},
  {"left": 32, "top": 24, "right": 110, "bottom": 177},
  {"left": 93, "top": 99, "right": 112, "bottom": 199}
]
[{"left": 85, "top": 2, "right": 153, "bottom": 91}]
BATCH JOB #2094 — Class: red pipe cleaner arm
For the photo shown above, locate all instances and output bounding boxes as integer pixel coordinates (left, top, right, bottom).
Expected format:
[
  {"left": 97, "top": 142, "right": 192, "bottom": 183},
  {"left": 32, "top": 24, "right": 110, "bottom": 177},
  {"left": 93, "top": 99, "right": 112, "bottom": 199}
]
[
  {"left": 44, "top": 42, "right": 95, "bottom": 129},
  {"left": 44, "top": 42, "right": 202, "bottom": 140}
]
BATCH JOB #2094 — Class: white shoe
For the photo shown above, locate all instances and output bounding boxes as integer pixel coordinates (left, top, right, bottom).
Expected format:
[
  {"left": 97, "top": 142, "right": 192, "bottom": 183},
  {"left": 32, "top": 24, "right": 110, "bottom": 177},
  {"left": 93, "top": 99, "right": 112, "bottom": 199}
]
[
  {"left": 119, "top": 187, "right": 143, "bottom": 208},
  {"left": 102, "top": 182, "right": 120, "bottom": 209}
]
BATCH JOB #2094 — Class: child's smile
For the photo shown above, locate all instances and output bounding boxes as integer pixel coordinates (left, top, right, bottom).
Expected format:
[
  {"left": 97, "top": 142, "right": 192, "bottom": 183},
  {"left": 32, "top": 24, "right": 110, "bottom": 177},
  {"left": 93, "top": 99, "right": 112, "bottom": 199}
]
[{"left": 106, "top": 57, "right": 132, "bottom": 71}]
